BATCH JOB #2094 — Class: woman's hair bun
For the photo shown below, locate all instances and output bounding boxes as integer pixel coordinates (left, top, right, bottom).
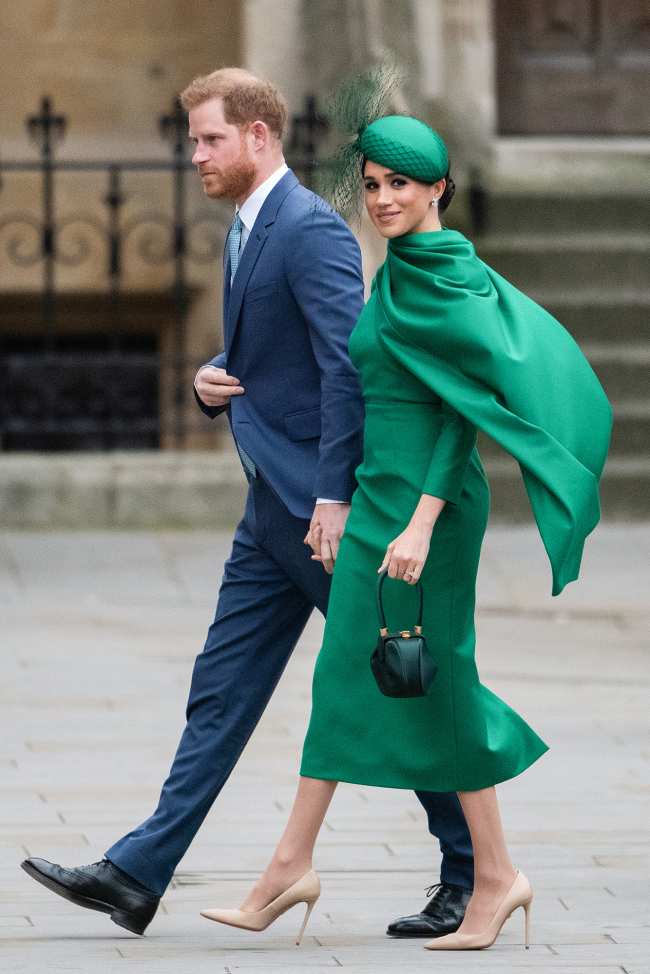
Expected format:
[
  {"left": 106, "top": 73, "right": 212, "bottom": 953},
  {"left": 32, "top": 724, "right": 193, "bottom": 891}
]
[{"left": 439, "top": 172, "right": 455, "bottom": 213}]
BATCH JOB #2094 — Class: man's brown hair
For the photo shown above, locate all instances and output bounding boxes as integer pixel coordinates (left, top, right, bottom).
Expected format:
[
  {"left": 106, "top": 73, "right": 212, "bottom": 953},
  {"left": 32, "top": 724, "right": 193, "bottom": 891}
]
[{"left": 180, "top": 67, "right": 288, "bottom": 140}]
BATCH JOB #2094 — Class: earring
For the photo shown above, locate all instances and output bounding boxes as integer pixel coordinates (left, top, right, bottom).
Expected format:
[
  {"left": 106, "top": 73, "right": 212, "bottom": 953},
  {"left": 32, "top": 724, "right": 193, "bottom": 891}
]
[{"left": 430, "top": 198, "right": 438, "bottom": 207}]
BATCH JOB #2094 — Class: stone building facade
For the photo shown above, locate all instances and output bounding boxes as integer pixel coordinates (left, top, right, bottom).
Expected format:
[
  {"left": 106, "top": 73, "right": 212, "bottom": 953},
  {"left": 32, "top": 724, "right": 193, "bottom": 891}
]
[{"left": 1, "top": 1, "right": 648, "bottom": 515}]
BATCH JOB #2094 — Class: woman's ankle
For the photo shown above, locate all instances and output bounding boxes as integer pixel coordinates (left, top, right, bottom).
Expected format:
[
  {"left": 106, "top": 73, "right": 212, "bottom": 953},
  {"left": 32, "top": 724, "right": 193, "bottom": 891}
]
[
  {"left": 472, "top": 865, "right": 516, "bottom": 892},
  {"left": 269, "top": 849, "right": 313, "bottom": 874}
]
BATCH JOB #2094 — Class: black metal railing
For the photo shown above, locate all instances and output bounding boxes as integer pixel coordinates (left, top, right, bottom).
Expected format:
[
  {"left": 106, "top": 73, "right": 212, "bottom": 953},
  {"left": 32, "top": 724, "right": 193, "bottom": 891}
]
[{"left": 0, "top": 95, "right": 330, "bottom": 451}]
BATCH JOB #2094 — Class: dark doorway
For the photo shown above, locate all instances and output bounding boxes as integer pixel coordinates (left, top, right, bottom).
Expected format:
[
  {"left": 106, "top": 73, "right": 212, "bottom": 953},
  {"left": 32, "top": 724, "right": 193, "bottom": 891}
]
[
  {"left": 496, "top": 0, "right": 650, "bottom": 134},
  {"left": 1, "top": 332, "right": 159, "bottom": 451}
]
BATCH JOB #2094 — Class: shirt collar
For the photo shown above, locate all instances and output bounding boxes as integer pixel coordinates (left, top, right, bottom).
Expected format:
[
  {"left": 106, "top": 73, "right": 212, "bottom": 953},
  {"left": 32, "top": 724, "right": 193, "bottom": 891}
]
[{"left": 237, "top": 162, "right": 289, "bottom": 233}]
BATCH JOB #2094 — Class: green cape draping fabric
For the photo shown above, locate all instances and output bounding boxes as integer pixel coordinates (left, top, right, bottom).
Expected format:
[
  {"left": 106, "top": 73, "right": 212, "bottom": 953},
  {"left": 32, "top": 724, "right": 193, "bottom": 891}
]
[{"left": 375, "top": 229, "right": 612, "bottom": 596}]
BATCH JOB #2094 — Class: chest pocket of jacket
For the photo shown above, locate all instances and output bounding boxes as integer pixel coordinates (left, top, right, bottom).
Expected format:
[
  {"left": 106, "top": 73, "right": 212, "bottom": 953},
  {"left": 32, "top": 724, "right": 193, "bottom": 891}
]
[{"left": 284, "top": 407, "right": 321, "bottom": 441}]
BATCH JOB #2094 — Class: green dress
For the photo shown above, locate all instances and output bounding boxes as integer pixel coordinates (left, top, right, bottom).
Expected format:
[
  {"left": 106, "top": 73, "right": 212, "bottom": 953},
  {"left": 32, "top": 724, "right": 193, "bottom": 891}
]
[{"left": 300, "top": 229, "right": 611, "bottom": 792}]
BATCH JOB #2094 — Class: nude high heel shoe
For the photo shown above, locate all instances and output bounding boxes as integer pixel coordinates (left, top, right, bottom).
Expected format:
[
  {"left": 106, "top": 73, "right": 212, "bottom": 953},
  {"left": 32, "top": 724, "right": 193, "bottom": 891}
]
[
  {"left": 424, "top": 870, "right": 533, "bottom": 951},
  {"left": 200, "top": 869, "right": 321, "bottom": 946}
]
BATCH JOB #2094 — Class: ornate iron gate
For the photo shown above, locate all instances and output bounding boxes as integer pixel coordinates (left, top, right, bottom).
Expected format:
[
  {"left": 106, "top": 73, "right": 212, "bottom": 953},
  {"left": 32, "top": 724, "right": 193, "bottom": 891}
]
[{"left": 0, "top": 96, "right": 330, "bottom": 450}]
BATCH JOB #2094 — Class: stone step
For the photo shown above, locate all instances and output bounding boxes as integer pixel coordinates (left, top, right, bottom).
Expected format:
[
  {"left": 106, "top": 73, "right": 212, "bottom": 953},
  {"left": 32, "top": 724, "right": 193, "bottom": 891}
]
[
  {"left": 533, "top": 292, "right": 649, "bottom": 344},
  {"left": 1, "top": 449, "right": 648, "bottom": 528},
  {"left": 476, "top": 233, "right": 649, "bottom": 291},
  {"left": 485, "top": 456, "right": 650, "bottom": 521},
  {"left": 0, "top": 449, "right": 247, "bottom": 530},
  {"left": 583, "top": 343, "right": 650, "bottom": 401},
  {"left": 478, "top": 400, "right": 650, "bottom": 457},
  {"left": 481, "top": 192, "right": 650, "bottom": 235}
]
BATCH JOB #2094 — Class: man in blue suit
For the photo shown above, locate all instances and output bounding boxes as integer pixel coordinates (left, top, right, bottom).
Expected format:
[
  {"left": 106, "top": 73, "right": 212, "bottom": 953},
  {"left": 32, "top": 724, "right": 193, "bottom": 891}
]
[{"left": 21, "top": 68, "right": 473, "bottom": 939}]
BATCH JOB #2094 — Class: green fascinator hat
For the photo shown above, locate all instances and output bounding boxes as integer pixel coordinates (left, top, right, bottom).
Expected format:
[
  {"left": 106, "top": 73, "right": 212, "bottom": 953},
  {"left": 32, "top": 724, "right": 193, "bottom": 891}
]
[
  {"left": 320, "top": 64, "right": 449, "bottom": 217},
  {"left": 360, "top": 115, "right": 449, "bottom": 184}
]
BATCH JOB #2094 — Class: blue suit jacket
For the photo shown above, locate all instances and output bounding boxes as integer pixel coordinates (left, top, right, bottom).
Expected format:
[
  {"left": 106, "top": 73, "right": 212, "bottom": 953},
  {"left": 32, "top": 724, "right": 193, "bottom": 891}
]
[{"left": 195, "top": 170, "right": 365, "bottom": 519}]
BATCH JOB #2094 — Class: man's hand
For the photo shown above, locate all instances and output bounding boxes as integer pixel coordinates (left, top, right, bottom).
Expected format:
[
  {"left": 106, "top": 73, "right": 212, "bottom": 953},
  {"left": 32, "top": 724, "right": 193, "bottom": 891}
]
[
  {"left": 194, "top": 366, "right": 244, "bottom": 407},
  {"left": 305, "top": 502, "right": 351, "bottom": 574}
]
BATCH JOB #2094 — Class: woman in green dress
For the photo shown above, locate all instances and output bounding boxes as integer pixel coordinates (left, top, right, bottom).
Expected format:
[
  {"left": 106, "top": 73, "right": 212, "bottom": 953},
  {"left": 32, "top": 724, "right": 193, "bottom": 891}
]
[{"left": 201, "top": 115, "right": 612, "bottom": 950}]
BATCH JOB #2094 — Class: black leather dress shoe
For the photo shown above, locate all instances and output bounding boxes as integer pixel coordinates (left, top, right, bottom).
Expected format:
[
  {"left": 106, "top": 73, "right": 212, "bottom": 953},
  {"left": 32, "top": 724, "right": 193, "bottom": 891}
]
[
  {"left": 386, "top": 881, "right": 473, "bottom": 938},
  {"left": 21, "top": 857, "right": 159, "bottom": 935}
]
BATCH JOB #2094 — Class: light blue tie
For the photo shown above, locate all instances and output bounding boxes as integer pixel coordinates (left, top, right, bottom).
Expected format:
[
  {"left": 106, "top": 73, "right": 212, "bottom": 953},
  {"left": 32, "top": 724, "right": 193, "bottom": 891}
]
[
  {"left": 226, "top": 210, "right": 255, "bottom": 479},
  {"left": 228, "top": 212, "right": 243, "bottom": 283}
]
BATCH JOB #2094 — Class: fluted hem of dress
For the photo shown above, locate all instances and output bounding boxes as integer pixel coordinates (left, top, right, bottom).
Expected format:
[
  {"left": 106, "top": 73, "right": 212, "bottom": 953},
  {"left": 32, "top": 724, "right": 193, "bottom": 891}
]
[{"left": 299, "top": 739, "right": 549, "bottom": 794}]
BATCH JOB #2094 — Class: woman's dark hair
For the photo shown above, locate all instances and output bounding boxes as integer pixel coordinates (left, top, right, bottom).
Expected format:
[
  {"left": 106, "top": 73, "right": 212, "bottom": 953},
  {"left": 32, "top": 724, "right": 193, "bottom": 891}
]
[
  {"left": 438, "top": 171, "right": 455, "bottom": 213},
  {"left": 361, "top": 157, "right": 455, "bottom": 213}
]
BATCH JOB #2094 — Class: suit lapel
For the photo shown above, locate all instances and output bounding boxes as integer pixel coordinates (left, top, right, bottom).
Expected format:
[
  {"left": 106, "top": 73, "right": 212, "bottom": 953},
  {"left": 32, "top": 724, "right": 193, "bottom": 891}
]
[
  {"left": 223, "top": 248, "right": 232, "bottom": 326},
  {"left": 225, "top": 170, "right": 299, "bottom": 351},
  {"left": 225, "top": 228, "right": 269, "bottom": 349}
]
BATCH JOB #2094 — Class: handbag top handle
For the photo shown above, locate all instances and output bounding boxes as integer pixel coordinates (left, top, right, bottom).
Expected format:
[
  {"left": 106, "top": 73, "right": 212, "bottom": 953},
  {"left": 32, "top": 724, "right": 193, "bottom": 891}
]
[{"left": 376, "top": 568, "right": 424, "bottom": 637}]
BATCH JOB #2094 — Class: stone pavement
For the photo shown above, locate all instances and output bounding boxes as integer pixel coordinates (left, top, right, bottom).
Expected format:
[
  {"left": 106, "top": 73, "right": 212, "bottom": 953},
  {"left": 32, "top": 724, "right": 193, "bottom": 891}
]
[{"left": 1, "top": 524, "right": 648, "bottom": 974}]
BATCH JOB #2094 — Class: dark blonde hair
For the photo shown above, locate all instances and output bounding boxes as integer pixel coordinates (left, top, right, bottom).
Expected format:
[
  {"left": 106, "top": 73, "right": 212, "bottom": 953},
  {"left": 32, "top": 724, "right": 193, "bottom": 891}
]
[{"left": 180, "top": 67, "right": 288, "bottom": 140}]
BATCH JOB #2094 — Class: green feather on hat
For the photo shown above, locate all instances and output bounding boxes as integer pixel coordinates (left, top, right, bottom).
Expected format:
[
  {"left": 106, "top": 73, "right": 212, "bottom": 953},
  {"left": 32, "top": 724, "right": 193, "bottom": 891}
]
[{"left": 319, "top": 63, "right": 449, "bottom": 218}]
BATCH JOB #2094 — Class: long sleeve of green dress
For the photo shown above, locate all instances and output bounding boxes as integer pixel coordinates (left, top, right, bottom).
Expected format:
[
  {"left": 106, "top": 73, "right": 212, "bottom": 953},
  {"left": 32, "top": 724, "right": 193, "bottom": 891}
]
[{"left": 422, "top": 401, "right": 476, "bottom": 504}]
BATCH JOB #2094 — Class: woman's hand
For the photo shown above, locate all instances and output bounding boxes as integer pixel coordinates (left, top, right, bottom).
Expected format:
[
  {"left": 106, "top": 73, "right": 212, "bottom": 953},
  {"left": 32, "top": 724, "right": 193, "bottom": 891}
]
[{"left": 378, "top": 494, "right": 446, "bottom": 584}]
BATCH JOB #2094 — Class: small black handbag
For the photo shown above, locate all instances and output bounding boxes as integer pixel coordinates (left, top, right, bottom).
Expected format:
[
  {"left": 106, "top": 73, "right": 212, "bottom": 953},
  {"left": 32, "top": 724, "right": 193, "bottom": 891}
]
[{"left": 370, "top": 569, "right": 438, "bottom": 698}]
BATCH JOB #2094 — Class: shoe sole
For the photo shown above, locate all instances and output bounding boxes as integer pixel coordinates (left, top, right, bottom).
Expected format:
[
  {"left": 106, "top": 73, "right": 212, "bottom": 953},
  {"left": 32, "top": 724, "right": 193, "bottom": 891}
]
[
  {"left": 387, "top": 927, "right": 462, "bottom": 939},
  {"left": 20, "top": 861, "right": 147, "bottom": 935}
]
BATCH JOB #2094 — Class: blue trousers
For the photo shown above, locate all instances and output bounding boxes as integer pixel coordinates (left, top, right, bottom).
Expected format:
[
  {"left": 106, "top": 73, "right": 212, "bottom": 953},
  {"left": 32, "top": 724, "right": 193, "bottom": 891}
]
[{"left": 106, "top": 477, "right": 473, "bottom": 896}]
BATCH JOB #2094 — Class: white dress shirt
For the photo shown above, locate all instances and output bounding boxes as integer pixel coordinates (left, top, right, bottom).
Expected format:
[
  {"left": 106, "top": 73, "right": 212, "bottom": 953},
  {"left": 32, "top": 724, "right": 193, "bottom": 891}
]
[{"left": 236, "top": 162, "right": 289, "bottom": 250}]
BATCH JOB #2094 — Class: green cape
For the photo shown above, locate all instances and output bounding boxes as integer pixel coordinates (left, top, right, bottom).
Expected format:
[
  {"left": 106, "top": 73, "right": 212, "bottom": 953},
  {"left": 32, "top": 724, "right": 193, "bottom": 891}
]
[{"left": 375, "top": 229, "right": 612, "bottom": 595}]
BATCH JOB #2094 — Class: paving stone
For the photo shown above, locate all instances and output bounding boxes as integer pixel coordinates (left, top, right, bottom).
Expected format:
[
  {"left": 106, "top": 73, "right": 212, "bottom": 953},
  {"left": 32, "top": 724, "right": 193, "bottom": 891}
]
[{"left": 1, "top": 526, "right": 648, "bottom": 972}]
